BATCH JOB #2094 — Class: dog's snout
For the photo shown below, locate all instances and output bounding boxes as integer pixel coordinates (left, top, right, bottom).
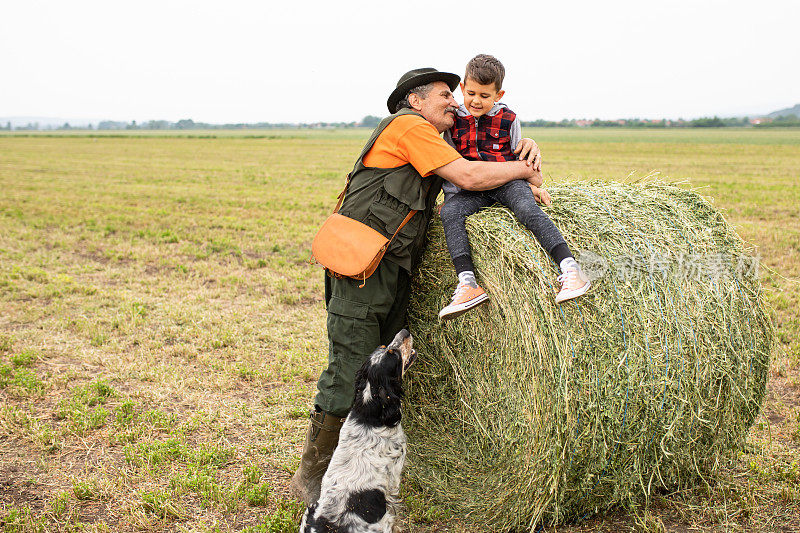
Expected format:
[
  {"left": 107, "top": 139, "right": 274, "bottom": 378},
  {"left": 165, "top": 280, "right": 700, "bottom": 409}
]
[{"left": 389, "top": 329, "right": 411, "bottom": 348}]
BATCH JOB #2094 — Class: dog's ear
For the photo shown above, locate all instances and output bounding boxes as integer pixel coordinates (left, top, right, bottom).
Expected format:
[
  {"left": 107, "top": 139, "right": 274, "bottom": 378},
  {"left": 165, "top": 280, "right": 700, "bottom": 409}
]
[
  {"left": 385, "top": 347, "right": 402, "bottom": 371},
  {"left": 353, "top": 346, "right": 404, "bottom": 427},
  {"left": 375, "top": 351, "right": 403, "bottom": 426},
  {"left": 376, "top": 385, "right": 401, "bottom": 426}
]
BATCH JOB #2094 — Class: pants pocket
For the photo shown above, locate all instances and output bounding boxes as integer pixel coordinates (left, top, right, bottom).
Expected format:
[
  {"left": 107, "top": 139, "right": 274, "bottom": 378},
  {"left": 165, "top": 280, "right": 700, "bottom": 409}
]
[
  {"left": 315, "top": 296, "right": 375, "bottom": 415},
  {"left": 326, "top": 296, "right": 369, "bottom": 362}
]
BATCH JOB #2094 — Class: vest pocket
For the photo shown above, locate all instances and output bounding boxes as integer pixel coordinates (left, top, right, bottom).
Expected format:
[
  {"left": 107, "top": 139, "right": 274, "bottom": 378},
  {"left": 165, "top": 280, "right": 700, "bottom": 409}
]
[
  {"left": 368, "top": 191, "right": 415, "bottom": 235},
  {"left": 487, "top": 127, "right": 509, "bottom": 142},
  {"left": 481, "top": 127, "right": 510, "bottom": 156},
  {"left": 367, "top": 189, "right": 423, "bottom": 254},
  {"left": 383, "top": 173, "right": 427, "bottom": 211}
]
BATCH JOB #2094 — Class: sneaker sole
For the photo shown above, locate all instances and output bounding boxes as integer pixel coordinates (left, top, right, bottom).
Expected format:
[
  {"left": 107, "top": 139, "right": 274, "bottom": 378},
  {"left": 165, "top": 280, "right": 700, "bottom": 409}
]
[
  {"left": 555, "top": 280, "right": 591, "bottom": 304},
  {"left": 438, "top": 293, "right": 489, "bottom": 321}
]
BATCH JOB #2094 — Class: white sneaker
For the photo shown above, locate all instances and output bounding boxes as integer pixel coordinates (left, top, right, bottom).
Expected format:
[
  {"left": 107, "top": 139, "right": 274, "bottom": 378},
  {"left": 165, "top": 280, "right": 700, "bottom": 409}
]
[
  {"left": 438, "top": 282, "right": 489, "bottom": 320},
  {"left": 555, "top": 267, "right": 591, "bottom": 304}
]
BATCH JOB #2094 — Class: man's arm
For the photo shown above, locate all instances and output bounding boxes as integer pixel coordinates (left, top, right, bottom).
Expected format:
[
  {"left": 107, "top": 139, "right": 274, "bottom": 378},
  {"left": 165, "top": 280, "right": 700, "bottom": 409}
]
[{"left": 433, "top": 158, "right": 542, "bottom": 191}]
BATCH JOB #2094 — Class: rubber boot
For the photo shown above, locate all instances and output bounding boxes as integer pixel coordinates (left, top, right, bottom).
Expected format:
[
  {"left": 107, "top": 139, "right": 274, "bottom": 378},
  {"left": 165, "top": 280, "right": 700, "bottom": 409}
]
[{"left": 289, "top": 408, "right": 346, "bottom": 505}]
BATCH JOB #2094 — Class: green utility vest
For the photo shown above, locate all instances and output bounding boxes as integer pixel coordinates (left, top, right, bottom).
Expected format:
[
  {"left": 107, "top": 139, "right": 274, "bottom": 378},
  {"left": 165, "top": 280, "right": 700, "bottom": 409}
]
[{"left": 338, "top": 109, "right": 444, "bottom": 273}]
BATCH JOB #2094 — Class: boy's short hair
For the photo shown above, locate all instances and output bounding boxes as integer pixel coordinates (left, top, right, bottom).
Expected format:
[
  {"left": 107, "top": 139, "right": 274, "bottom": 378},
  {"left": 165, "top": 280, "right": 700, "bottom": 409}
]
[{"left": 464, "top": 54, "right": 505, "bottom": 91}]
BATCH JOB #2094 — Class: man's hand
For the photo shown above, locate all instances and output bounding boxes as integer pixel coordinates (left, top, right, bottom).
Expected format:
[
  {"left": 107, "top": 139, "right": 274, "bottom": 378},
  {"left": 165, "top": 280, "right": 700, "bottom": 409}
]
[
  {"left": 528, "top": 183, "right": 552, "bottom": 206},
  {"left": 435, "top": 158, "right": 541, "bottom": 190},
  {"left": 524, "top": 166, "right": 543, "bottom": 188},
  {"left": 525, "top": 167, "right": 544, "bottom": 193},
  {"left": 513, "top": 138, "right": 542, "bottom": 171}
]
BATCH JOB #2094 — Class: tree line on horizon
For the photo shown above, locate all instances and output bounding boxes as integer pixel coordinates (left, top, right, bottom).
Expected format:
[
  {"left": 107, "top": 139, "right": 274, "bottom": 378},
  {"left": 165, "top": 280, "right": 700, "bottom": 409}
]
[
  {"left": 522, "top": 115, "right": 800, "bottom": 128},
  {"left": 3, "top": 114, "right": 799, "bottom": 132}
]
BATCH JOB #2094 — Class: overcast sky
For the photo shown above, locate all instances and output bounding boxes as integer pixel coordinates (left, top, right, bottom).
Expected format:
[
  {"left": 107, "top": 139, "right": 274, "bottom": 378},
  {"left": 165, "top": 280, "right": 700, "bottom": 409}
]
[{"left": 1, "top": 0, "right": 798, "bottom": 124}]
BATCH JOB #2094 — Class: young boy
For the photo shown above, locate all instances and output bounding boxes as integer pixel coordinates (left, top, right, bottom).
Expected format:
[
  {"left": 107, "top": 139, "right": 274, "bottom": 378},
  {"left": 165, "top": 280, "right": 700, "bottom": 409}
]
[{"left": 438, "top": 54, "right": 590, "bottom": 320}]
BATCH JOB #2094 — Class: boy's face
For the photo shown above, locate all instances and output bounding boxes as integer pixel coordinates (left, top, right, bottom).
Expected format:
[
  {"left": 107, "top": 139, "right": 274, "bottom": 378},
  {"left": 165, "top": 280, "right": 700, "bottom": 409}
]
[{"left": 460, "top": 78, "right": 505, "bottom": 118}]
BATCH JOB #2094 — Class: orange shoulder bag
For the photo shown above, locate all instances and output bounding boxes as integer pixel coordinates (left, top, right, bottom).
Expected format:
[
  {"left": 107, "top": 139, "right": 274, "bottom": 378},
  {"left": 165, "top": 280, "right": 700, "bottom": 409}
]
[{"left": 311, "top": 174, "right": 418, "bottom": 287}]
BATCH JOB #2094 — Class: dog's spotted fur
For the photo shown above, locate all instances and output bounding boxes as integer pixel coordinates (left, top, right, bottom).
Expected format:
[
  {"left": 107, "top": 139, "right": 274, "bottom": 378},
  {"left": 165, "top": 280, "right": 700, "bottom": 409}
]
[{"left": 300, "top": 329, "right": 416, "bottom": 533}]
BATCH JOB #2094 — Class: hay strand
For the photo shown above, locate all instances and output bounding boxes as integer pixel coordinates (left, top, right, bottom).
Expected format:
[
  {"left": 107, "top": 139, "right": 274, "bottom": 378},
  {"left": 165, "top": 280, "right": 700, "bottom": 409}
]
[{"left": 405, "top": 180, "right": 772, "bottom": 530}]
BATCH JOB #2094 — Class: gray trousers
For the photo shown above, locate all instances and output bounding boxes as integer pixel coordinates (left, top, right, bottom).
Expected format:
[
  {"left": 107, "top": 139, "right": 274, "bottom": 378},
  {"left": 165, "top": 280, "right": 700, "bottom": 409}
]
[{"left": 440, "top": 179, "right": 568, "bottom": 271}]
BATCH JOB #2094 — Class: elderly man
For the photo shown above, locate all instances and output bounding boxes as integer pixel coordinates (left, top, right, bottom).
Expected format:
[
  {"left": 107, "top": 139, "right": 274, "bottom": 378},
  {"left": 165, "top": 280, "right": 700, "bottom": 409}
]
[{"left": 290, "top": 68, "right": 542, "bottom": 504}]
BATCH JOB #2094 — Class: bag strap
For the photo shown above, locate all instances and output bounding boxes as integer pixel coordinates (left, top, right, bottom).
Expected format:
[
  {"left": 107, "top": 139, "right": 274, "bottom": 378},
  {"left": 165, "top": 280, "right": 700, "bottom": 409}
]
[
  {"left": 332, "top": 173, "right": 351, "bottom": 214},
  {"left": 390, "top": 209, "right": 417, "bottom": 241},
  {"left": 333, "top": 179, "right": 418, "bottom": 237},
  {"left": 384, "top": 177, "right": 434, "bottom": 244},
  {"left": 317, "top": 178, "right": 432, "bottom": 280},
  {"left": 333, "top": 109, "right": 425, "bottom": 214}
]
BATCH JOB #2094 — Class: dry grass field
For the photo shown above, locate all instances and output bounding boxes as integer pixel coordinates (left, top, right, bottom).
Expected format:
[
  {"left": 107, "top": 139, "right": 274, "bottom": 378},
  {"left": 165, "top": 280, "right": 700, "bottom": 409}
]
[{"left": 1, "top": 128, "right": 799, "bottom": 532}]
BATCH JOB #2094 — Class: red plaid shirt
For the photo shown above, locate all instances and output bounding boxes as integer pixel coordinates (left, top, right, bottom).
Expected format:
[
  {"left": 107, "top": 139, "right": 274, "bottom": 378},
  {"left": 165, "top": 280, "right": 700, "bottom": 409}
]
[{"left": 450, "top": 106, "right": 517, "bottom": 162}]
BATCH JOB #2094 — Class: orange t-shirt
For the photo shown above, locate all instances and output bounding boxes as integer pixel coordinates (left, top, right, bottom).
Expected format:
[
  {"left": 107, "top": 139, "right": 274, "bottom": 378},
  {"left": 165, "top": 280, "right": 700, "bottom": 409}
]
[{"left": 362, "top": 114, "right": 461, "bottom": 177}]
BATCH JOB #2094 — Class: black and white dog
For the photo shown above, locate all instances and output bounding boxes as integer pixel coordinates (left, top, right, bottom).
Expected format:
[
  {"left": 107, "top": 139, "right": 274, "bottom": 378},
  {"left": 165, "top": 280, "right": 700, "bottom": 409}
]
[{"left": 300, "top": 329, "right": 417, "bottom": 533}]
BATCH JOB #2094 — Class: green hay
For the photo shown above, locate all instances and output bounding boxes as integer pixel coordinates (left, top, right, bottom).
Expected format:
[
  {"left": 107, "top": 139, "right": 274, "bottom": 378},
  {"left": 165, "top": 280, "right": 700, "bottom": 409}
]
[{"left": 405, "top": 180, "right": 772, "bottom": 530}]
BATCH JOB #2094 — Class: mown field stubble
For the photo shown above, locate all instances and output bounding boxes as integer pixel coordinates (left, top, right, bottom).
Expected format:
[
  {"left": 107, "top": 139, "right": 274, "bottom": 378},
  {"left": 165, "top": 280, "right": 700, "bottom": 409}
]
[{"left": 1, "top": 128, "right": 799, "bottom": 532}]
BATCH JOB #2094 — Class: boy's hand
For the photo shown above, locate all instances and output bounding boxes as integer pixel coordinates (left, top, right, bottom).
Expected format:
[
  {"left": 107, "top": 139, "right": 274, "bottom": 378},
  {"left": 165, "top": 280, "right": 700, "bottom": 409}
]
[
  {"left": 514, "top": 138, "right": 542, "bottom": 171},
  {"left": 529, "top": 183, "right": 552, "bottom": 206}
]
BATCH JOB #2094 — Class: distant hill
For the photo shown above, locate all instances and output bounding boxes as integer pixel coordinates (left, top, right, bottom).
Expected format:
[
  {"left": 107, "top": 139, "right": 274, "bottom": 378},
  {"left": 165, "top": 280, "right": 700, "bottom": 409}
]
[{"left": 766, "top": 104, "right": 800, "bottom": 119}]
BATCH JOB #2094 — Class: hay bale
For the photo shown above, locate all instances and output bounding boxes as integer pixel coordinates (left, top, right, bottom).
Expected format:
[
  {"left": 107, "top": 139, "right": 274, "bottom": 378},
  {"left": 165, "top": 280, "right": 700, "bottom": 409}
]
[{"left": 405, "top": 181, "right": 772, "bottom": 530}]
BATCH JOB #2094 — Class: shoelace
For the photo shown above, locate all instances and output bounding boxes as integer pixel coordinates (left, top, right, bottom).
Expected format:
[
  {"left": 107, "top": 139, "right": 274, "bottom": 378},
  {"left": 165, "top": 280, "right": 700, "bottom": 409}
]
[
  {"left": 452, "top": 283, "right": 473, "bottom": 298},
  {"left": 557, "top": 270, "right": 578, "bottom": 286}
]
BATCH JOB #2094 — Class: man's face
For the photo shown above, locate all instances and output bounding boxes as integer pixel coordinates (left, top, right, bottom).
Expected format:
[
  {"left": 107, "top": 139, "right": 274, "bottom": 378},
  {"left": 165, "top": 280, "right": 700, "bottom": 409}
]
[
  {"left": 460, "top": 78, "right": 505, "bottom": 118},
  {"left": 413, "top": 81, "right": 459, "bottom": 133}
]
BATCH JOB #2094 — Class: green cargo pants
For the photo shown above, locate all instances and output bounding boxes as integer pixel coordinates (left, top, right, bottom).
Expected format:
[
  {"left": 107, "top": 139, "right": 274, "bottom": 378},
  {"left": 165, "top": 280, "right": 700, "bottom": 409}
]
[{"left": 315, "top": 259, "right": 411, "bottom": 418}]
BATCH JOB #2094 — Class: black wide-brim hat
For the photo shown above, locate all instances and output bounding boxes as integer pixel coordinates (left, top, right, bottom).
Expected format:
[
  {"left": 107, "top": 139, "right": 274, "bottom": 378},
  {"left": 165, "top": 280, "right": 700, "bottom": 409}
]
[{"left": 386, "top": 67, "right": 460, "bottom": 114}]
